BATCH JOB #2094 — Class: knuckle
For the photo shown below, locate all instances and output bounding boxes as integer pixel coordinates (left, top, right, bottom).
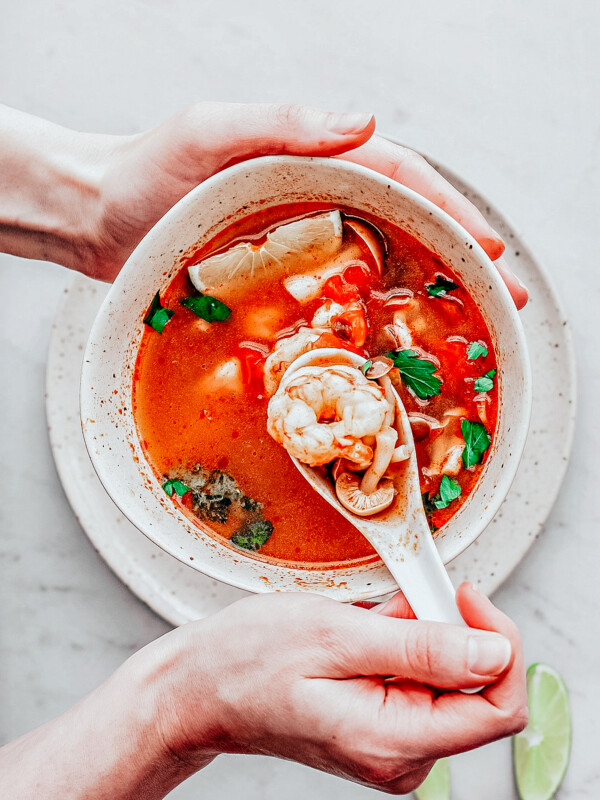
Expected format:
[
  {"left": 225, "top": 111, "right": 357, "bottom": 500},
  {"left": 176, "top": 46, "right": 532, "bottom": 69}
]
[
  {"left": 510, "top": 704, "right": 530, "bottom": 735},
  {"left": 404, "top": 625, "right": 436, "bottom": 676},
  {"left": 389, "top": 148, "right": 427, "bottom": 182},
  {"left": 272, "top": 103, "right": 305, "bottom": 129},
  {"left": 355, "top": 757, "right": 399, "bottom": 787}
]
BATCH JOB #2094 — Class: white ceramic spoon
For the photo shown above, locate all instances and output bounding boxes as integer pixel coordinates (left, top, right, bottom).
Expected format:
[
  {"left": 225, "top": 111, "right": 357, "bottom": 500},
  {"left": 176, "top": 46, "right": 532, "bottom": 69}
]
[{"left": 280, "top": 347, "right": 466, "bottom": 627}]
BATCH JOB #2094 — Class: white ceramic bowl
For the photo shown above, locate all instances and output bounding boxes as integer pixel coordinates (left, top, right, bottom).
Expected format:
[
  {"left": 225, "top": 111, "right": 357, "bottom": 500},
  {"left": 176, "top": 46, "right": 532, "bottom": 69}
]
[{"left": 81, "top": 156, "right": 531, "bottom": 602}]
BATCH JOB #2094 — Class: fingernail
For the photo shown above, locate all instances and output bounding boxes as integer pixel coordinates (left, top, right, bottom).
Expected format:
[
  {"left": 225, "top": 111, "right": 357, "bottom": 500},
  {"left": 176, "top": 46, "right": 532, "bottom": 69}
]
[
  {"left": 468, "top": 634, "right": 512, "bottom": 675},
  {"left": 490, "top": 227, "right": 504, "bottom": 241},
  {"left": 326, "top": 112, "right": 374, "bottom": 135}
]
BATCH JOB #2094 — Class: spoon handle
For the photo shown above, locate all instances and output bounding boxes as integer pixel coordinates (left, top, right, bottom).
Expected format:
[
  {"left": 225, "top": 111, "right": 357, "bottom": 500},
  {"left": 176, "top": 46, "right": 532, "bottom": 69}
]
[{"left": 373, "top": 527, "right": 465, "bottom": 625}]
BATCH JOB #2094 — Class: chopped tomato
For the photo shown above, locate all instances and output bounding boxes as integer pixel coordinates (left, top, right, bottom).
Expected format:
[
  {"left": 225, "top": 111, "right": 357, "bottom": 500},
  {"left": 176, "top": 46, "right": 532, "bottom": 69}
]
[
  {"left": 237, "top": 345, "right": 266, "bottom": 394},
  {"left": 322, "top": 262, "right": 375, "bottom": 304},
  {"left": 322, "top": 274, "right": 360, "bottom": 304}
]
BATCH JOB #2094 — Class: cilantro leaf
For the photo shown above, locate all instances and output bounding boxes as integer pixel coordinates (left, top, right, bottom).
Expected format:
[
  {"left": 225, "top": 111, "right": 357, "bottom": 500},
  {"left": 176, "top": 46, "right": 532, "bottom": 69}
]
[
  {"left": 461, "top": 420, "right": 491, "bottom": 467},
  {"left": 231, "top": 519, "right": 274, "bottom": 551},
  {"left": 181, "top": 295, "right": 232, "bottom": 322},
  {"left": 162, "top": 479, "right": 189, "bottom": 497},
  {"left": 360, "top": 359, "right": 373, "bottom": 376},
  {"left": 426, "top": 275, "right": 459, "bottom": 297},
  {"left": 474, "top": 369, "right": 497, "bottom": 393},
  {"left": 386, "top": 349, "right": 442, "bottom": 399},
  {"left": 144, "top": 292, "right": 175, "bottom": 334},
  {"left": 467, "top": 341, "right": 488, "bottom": 360},
  {"left": 434, "top": 475, "right": 462, "bottom": 509}
]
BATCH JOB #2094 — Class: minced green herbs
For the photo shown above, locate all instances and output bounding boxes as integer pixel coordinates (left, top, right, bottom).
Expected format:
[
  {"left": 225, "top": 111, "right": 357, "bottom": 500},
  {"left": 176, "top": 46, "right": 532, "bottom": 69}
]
[
  {"left": 163, "top": 465, "right": 272, "bottom": 552},
  {"left": 386, "top": 349, "right": 442, "bottom": 399}
]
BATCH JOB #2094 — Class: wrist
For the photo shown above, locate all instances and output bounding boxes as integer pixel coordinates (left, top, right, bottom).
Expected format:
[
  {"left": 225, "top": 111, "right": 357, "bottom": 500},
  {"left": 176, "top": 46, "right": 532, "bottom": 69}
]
[
  {"left": 0, "top": 105, "right": 106, "bottom": 274},
  {"left": 125, "top": 622, "right": 224, "bottom": 771}
]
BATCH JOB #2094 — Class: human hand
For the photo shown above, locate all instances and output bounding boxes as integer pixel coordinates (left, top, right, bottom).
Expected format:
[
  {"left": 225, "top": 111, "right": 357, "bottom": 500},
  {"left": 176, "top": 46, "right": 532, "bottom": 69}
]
[
  {"left": 79, "top": 103, "right": 526, "bottom": 307},
  {"left": 149, "top": 582, "right": 527, "bottom": 795}
]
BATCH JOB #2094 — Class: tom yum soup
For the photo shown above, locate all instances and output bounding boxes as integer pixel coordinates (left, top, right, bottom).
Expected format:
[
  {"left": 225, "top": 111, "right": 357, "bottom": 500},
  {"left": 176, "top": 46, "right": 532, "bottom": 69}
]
[{"left": 133, "top": 205, "right": 499, "bottom": 567}]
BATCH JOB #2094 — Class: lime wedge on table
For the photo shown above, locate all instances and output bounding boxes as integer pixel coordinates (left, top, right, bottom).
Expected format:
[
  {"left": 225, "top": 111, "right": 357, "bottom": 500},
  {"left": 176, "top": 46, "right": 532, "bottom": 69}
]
[
  {"left": 513, "top": 663, "right": 572, "bottom": 800},
  {"left": 414, "top": 758, "right": 450, "bottom": 800},
  {"left": 188, "top": 210, "right": 343, "bottom": 294}
]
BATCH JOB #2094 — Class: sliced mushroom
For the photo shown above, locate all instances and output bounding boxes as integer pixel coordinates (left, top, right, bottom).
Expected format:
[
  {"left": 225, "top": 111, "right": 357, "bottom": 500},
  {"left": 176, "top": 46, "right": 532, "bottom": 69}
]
[
  {"left": 344, "top": 219, "right": 385, "bottom": 275},
  {"left": 336, "top": 472, "right": 395, "bottom": 517},
  {"left": 378, "top": 374, "right": 397, "bottom": 427},
  {"left": 391, "top": 444, "right": 410, "bottom": 463},
  {"left": 408, "top": 412, "right": 440, "bottom": 442},
  {"left": 365, "top": 356, "right": 394, "bottom": 380},
  {"left": 360, "top": 426, "right": 398, "bottom": 495}
]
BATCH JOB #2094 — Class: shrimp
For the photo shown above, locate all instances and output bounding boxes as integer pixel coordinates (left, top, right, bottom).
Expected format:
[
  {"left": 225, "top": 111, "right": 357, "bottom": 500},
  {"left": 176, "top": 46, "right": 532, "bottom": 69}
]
[
  {"left": 267, "top": 365, "right": 392, "bottom": 467},
  {"left": 263, "top": 327, "right": 328, "bottom": 396}
]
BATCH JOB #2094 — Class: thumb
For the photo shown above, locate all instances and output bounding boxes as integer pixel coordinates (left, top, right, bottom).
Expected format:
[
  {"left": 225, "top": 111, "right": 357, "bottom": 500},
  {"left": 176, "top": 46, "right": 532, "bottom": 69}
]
[
  {"left": 158, "top": 102, "right": 376, "bottom": 178},
  {"left": 332, "top": 606, "right": 512, "bottom": 690}
]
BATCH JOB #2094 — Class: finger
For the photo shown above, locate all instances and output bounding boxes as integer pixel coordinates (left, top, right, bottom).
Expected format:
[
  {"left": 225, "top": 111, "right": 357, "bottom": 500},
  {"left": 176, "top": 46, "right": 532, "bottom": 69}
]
[
  {"left": 338, "top": 136, "right": 530, "bottom": 309},
  {"left": 371, "top": 591, "right": 416, "bottom": 619},
  {"left": 494, "top": 255, "right": 529, "bottom": 310},
  {"left": 176, "top": 102, "right": 376, "bottom": 173},
  {"left": 455, "top": 582, "right": 528, "bottom": 712},
  {"left": 331, "top": 604, "right": 511, "bottom": 689},
  {"left": 399, "top": 584, "right": 528, "bottom": 758},
  {"left": 338, "top": 135, "right": 504, "bottom": 259}
]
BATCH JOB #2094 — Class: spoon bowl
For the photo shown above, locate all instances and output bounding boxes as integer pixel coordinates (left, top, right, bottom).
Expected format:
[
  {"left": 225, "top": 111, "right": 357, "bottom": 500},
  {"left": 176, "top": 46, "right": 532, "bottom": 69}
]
[{"left": 280, "top": 347, "right": 466, "bottom": 627}]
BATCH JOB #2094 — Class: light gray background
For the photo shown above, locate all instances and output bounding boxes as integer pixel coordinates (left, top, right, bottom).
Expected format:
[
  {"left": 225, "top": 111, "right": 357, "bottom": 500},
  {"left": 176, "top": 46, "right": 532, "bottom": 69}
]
[{"left": 1, "top": 2, "right": 597, "bottom": 797}]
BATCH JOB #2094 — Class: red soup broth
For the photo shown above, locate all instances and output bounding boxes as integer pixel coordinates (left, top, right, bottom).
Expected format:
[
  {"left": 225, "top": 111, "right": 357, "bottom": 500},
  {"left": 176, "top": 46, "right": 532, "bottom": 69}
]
[{"left": 132, "top": 202, "right": 498, "bottom": 568}]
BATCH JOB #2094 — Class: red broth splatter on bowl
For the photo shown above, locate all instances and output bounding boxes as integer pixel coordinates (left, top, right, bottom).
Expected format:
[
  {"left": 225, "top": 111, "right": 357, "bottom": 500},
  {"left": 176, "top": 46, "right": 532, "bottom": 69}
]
[{"left": 132, "top": 203, "right": 498, "bottom": 568}]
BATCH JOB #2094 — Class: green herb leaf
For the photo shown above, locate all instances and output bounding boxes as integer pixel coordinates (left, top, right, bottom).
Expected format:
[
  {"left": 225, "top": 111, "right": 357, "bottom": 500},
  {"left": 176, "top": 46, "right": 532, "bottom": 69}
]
[
  {"left": 461, "top": 420, "right": 491, "bottom": 468},
  {"left": 434, "top": 475, "right": 462, "bottom": 510},
  {"left": 144, "top": 292, "right": 175, "bottom": 334},
  {"left": 386, "top": 349, "right": 442, "bottom": 399},
  {"left": 360, "top": 359, "right": 373, "bottom": 376},
  {"left": 467, "top": 341, "right": 488, "bottom": 360},
  {"left": 474, "top": 369, "right": 497, "bottom": 393},
  {"left": 231, "top": 519, "right": 274, "bottom": 551},
  {"left": 181, "top": 295, "right": 232, "bottom": 322},
  {"left": 426, "top": 275, "right": 459, "bottom": 297},
  {"left": 162, "top": 479, "right": 189, "bottom": 497}
]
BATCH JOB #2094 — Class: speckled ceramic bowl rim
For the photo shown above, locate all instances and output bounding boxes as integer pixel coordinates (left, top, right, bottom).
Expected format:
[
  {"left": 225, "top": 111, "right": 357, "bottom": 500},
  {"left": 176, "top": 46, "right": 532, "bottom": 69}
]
[{"left": 80, "top": 156, "right": 532, "bottom": 600}]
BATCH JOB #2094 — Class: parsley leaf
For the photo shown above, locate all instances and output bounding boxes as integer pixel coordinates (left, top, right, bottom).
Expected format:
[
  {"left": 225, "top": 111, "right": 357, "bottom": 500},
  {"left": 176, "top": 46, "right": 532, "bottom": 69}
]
[
  {"left": 386, "top": 349, "right": 442, "bottom": 399},
  {"left": 467, "top": 341, "right": 488, "bottom": 360},
  {"left": 426, "top": 275, "right": 459, "bottom": 297},
  {"left": 144, "top": 292, "right": 174, "bottom": 334},
  {"left": 162, "top": 479, "right": 189, "bottom": 497},
  {"left": 231, "top": 519, "right": 274, "bottom": 551},
  {"left": 474, "top": 369, "right": 497, "bottom": 393},
  {"left": 434, "top": 475, "right": 462, "bottom": 509},
  {"left": 181, "top": 295, "right": 232, "bottom": 322},
  {"left": 360, "top": 359, "right": 373, "bottom": 376},
  {"left": 461, "top": 420, "right": 491, "bottom": 467}
]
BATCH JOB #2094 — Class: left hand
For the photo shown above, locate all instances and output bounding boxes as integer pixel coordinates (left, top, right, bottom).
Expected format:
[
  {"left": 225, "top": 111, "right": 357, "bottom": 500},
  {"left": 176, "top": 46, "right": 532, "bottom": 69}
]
[{"left": 84, "top": 102, "right": 527, "bottom": 307}]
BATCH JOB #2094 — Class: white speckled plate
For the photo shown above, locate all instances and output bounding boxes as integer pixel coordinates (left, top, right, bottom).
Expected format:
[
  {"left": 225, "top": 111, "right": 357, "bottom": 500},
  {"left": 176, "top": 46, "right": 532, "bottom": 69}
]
[{"left": 45, "top": 160, "right": 576, "bottom": 626}]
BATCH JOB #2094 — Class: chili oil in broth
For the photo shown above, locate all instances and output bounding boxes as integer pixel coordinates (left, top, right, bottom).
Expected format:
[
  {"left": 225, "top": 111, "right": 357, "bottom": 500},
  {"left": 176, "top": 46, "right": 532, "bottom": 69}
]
[{"left": 132, "top": 203, "right": 498, "bottom": 567}]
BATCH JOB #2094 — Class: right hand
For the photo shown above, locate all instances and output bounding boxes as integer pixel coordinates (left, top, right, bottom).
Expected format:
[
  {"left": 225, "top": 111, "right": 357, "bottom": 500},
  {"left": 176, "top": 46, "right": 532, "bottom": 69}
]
[{"left": 149, "top": 582, "right": 527, "bottom": 794}]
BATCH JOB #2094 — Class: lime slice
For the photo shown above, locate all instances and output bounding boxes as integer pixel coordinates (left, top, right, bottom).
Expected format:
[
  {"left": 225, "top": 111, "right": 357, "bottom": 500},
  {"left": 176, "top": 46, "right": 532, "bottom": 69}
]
[
  {"left": 414, "top": 758, "right": 450, "bottom": 800},
  {"left": 513, "top": 663, "right": 571, "bottom": 800},
  {"left": 189, "top": 210, "right": 343, "bottom": 295}
]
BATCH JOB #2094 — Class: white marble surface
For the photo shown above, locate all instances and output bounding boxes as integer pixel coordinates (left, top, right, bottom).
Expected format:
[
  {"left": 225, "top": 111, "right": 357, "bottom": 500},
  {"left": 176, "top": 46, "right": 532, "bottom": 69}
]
[{"left": 0, "top": 1, "right": 597, "bottom": 797}]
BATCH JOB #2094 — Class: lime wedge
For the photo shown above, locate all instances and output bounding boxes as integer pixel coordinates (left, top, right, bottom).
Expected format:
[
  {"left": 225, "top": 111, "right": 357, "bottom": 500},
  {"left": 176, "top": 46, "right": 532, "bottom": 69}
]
[
  {"left": 513, "top": 663, "right": 571, "bottom": 800},
  {"left": 414, "top": 758, "right": 450, "bottom": 800},
  {"left": 189, "top": 210, "right": 343, "bottom": 295}
]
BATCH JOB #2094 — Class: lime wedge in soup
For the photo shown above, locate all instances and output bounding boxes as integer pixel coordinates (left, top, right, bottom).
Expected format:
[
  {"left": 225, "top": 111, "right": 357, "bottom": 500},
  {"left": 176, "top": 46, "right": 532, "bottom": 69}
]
[
  {"left": 513, "top": 663, "right": 572, "bottom": 800},
  {"left": 414, "top": 758, "right": 450, "bottom": 800},
  {"left": 189, "top": 210, "right": 343, "bottom": 296}
]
